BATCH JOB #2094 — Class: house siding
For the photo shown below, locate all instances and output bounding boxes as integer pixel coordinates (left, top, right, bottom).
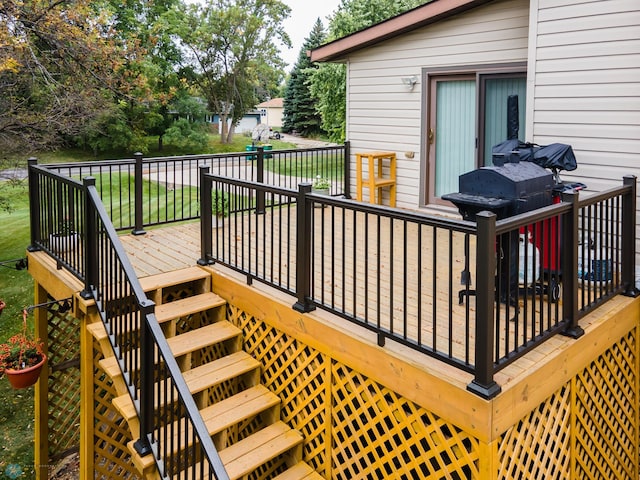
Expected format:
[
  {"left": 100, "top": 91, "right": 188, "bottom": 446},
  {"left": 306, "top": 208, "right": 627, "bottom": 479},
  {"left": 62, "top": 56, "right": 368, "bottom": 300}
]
[
  {"left": 528, "top": 0, "right": 640, "bottom": 271},
  {"left": 345, "top": 0, "right": 530, "bottom": 208},
  {"left": 528, "top": 0, "right": 640, "bottom": 192}
]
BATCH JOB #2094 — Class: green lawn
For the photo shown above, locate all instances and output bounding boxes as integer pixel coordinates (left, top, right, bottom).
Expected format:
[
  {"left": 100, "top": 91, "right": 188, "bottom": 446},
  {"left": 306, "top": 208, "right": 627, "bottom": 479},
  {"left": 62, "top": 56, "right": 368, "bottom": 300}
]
[{"left": 0, "top": 181, "right": 36, "bottom": 479}]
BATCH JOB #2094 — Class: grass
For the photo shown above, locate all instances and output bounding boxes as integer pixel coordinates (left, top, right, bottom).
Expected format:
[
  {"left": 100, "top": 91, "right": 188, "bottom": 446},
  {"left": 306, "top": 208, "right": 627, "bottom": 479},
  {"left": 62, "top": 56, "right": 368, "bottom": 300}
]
[{"left": 0, "top": 181, "right": 36, "bottom": 479}]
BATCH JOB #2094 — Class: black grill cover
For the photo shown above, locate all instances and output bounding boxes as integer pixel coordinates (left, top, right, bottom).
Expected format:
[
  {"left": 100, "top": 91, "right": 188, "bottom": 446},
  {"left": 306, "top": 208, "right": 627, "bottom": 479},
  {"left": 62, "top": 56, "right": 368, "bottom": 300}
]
[{"left": 492, "top": 140, "right": 577, "bottom": 172}]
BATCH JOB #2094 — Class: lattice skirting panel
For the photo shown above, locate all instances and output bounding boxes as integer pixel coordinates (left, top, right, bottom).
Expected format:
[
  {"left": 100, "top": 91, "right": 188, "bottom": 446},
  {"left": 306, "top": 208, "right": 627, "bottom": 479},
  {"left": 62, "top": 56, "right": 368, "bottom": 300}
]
[
  {"left": 226, "top": 301, "right": 639, "bottom": 480},
  {"left": 229, "top": 304, "right": 480, "bottom": 479},
  {"left": 46, "top": 307, "right": 81, "bottom": 461},
  {"left": 92, "top": 337, "right": 140, "bottom": 480},
  {"left": 498, "top": 329, "right": 638, "bottom": 480}
]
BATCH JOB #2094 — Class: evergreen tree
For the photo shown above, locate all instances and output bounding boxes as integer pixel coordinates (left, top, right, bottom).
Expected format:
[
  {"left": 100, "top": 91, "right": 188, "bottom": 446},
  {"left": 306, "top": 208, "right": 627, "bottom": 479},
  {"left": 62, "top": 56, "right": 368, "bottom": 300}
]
[{"left": 282, "top": 18, "right": 326, "bottom": 136}]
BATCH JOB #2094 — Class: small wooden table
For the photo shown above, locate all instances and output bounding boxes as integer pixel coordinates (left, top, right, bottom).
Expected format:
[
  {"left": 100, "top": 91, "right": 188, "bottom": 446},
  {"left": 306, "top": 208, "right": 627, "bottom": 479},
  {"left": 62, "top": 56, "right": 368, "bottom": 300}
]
[{"left": 355, "top": 152, "right": 397, "bottom": 207}]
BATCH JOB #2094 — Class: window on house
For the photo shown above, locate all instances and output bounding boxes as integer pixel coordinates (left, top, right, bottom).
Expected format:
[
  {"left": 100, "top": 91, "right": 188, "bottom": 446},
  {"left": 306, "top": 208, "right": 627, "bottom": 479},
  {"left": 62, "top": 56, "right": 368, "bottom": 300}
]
[{"left": 426, "top": 69, "right": 526, "bottom": 205}]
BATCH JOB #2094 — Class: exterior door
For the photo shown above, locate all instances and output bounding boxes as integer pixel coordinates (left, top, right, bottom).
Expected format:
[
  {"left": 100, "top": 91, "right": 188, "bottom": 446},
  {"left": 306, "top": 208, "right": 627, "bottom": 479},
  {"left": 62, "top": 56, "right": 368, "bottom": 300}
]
[
  {"left": 426, "top": 72, "right": 526, "bottom": 204},
  {"left": 427, "top": 76, "right": 476, "bottom": 204}
]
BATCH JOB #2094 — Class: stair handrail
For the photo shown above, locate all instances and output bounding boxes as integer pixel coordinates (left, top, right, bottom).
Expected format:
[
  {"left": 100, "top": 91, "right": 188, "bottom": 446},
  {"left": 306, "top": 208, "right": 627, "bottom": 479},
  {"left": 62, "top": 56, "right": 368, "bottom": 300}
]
[{"left": 83, "top": 177, "right": 230, "bottom": 479}]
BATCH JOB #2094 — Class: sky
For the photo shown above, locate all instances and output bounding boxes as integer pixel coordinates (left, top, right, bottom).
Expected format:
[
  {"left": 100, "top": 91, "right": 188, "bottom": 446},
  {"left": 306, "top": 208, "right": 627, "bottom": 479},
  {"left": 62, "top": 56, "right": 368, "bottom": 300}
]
[{"left": 280, "top": 0, "right": 342, "bottom": 71}]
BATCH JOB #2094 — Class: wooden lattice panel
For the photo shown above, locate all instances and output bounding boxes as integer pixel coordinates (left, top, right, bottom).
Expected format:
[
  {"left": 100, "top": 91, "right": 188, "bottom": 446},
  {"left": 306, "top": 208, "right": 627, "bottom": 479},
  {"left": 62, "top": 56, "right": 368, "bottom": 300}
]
[
  {"left": 498, "top": 384, "right": 571, "bottom": 479},
  {"left": 228, "top": 304, "right": 480, "bottom": 479},
  {"left": 574, "top": 331, "right": 637, "bottom": 480},
  {"left": 331, "top": 363, "right": 479, "bottom": 479},
  {"left": 47, "top": 308, "right": 81, "bottom": 460},
  {"left": 93, "top": 339, "right": 140, "bottom": 480}
]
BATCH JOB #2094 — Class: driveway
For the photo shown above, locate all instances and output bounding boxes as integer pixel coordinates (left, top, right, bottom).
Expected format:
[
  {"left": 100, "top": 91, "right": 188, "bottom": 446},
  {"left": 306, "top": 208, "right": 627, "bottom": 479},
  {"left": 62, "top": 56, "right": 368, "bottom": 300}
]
[{"left": 280, "top": 133, "right": 336, "bottom": 149}]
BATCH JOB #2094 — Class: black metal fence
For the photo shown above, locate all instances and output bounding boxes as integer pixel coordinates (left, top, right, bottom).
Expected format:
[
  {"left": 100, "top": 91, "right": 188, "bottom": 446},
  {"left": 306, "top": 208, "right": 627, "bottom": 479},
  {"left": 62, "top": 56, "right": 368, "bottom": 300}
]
[
  {"left": 200, "top": 173, "right": 637, "bottom": 398},
  {"left": 36, "top": 143, "right": 348, "bottom": 233}
]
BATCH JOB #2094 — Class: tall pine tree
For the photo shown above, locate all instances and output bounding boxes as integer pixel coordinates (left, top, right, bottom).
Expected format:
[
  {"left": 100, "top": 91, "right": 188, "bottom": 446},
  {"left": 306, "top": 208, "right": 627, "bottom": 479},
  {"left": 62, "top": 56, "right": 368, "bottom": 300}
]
[{"left": 282, "top": 18, "right": 325, "bottom": 136}]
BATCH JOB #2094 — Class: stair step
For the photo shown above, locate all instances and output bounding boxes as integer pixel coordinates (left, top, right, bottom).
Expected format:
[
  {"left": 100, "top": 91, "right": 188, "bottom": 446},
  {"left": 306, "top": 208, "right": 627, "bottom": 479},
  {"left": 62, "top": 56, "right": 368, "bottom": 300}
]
[
  {"left": 139, "top": 266, "right": 210, "bottom": 293},
  {"left": 87, "top": 321, "right": 107, "bottom": 342},
  {"left": 99, "top": 320, "right": 241, "bottom": 379},
  {"left": 112, "top": 351, "right": 260, "bottom": 423},
  {"left": 152, "top": 385, "right": 280, "bottom": 458},
  {"left": 272, "top": 462, "right": 324, "bottom": 480},
  {"left": 218, "top": 421, "right": 303, "bottom": 480},
  {"left": 155, "top": 292, "right": 226, "bottom": 324}
]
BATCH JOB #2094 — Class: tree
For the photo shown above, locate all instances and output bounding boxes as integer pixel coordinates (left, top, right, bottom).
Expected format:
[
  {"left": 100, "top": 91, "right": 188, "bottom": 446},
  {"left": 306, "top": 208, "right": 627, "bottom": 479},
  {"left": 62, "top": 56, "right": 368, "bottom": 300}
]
[
  {"left": 309, "top": 0, "right": 426, "bottom": 142},
  {"left": 0, "top": 0, "right": 139, "bottom": 154},
  {"left": 282, "top": 18, "right": 326, "bottom": 136},
  {"left": 173, "top": 0, "right": 291, "bottom": 143}
]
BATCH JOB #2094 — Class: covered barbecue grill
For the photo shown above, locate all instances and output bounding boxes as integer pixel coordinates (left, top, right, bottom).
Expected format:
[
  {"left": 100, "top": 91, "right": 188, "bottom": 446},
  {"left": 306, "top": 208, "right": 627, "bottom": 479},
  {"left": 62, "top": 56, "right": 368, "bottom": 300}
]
[
  {"left": 442, "top": 159, "right": 554, "bottom": 222},
  {"left": 442, "top": 158, "right": 555, "bottom": 305}
]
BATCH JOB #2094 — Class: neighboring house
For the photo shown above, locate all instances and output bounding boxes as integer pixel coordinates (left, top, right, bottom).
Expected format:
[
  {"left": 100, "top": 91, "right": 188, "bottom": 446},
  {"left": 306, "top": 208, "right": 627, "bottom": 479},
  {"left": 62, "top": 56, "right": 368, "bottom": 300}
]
[
  {"left": 257, "top": 97, "right": 284, "bottom": 128},
  {"left": 310, "top": 0, "right": 640, "bottom": 210},
  {"left": 213, "top": 110, "right": 262, "bottom": 134}
]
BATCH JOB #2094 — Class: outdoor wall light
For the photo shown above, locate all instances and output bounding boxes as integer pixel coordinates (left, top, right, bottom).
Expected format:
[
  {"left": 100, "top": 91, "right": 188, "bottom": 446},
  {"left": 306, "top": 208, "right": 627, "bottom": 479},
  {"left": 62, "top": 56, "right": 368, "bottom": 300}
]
[{"left": 401, "top": 76, "right": 418, "bottom": 90}]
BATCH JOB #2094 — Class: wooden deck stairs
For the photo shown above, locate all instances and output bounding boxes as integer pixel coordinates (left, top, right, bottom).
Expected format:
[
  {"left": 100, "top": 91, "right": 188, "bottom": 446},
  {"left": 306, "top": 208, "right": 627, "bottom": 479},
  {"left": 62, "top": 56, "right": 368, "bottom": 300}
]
[{"left": 87, "top": 266, "right": 321, "bottom": 480}]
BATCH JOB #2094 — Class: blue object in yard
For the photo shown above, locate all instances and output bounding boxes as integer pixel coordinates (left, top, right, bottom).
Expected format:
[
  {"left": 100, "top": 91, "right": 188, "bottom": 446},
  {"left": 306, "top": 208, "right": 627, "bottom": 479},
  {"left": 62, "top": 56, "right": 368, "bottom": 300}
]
[
  {"left": 263, "top": 144, "right": 273, "bottom": 159},
  {"left": 245, "top": 144, "right": 256, "bottom": 160}
]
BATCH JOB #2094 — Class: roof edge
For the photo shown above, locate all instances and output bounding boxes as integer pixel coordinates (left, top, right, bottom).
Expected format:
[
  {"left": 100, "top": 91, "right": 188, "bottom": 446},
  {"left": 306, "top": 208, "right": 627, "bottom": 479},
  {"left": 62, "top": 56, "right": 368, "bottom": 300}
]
[{"left": 310, "top": 0, "right": 493, "bottom": 63}]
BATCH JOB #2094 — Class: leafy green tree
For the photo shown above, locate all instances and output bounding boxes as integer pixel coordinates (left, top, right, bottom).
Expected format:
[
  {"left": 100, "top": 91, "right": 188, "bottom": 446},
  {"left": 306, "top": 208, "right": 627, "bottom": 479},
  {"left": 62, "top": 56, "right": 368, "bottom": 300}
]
[
  {"left": 282, "top": 18, "right": 326, "bottom": 136},
  {"left": 310, "top": 0, "right": 426, "bottom": 142},
  {"left": 172, "top": 0, "right": 291, "bottom": 143},
  {"left": 0, "top": 0, "right": 136, "bottom": 154}
]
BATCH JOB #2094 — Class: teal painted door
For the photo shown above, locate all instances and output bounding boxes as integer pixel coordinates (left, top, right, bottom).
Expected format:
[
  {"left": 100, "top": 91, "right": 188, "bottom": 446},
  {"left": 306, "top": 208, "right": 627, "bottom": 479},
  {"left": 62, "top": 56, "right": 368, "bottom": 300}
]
[{"left": 426, "top": 72, "right": 526, "bottom": 204}]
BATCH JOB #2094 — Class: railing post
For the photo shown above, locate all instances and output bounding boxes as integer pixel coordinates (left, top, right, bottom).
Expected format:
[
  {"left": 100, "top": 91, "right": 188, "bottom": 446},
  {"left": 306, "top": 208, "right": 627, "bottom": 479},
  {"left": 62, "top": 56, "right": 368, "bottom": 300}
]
[
  {"left": 256, "top": 147, "right": 265, "bottom": 214},
  {"left": 560, "top": 191, "right": 584, "bottom": 337},
  {"left": 343, "top": 141, "right": 351, "bottom": 199},
  {"left": 293, "top": 183, "right": 315, "bottom": 313},
  {"left": 198, "top": 166, "right": 214, "bottom": 266},
  {"left": 132, "top": 152, "right": 146, "bottom": 235},
  {"left": 467, "top": 211, "right": 501, "bottom": 399},
  {"left": 133, "top": 299, "right": 156, "bottom": 457},
  {"left": 82, "top": 177, "right": 98, "bottom": 300},
  {"left": 27, "top": 158, "right": 41, "bottom": 251},
  {"left": 622, "top": 175, "right": 639, "bottom": 296}
]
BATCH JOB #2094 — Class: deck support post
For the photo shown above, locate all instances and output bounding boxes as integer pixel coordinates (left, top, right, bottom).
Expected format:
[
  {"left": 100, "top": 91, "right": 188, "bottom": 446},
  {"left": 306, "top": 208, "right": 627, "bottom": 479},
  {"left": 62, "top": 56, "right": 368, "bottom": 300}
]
[
  {"left": 132, "top": 152, "right": 146, "bottom": 236},
  {"left": 256, "top": 147, "right": 265, "bottom": 214},
  {"left": 82, "top": 177, "right": 98, "bottom": 300},
  {"left": 293, "top": 183, "right": 316, "bottom": 313},
  {"left": 198, "top": 166, "right": 214, "bottom": 266},
  {"left": 622, "top": 176, "right": 639, "bottom": 297},
  {"left": 561, "top": 191, "right": 583, "bottom": 338},
  {"left": 134, "top": 299, "right": 156, "bottom": 457},
  {"left": 468, "top": 211, "right": 501, "bottom": 399}
]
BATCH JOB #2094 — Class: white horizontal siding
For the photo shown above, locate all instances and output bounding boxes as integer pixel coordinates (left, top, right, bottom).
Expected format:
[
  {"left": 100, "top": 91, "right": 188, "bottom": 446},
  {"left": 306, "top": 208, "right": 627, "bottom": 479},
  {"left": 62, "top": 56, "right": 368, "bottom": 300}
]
[
  {"left": 530, "top": 0, "right": 640, "bottom": 269},
  {"left": 345, "top": 0, "right": 530, "bottom": 209}
]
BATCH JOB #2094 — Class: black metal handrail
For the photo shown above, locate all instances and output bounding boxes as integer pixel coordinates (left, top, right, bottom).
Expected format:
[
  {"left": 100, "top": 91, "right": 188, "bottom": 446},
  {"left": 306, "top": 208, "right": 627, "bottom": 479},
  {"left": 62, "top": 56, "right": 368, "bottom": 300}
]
[{"left": 83, "top": 177, "right": 229, "bottom": 479}]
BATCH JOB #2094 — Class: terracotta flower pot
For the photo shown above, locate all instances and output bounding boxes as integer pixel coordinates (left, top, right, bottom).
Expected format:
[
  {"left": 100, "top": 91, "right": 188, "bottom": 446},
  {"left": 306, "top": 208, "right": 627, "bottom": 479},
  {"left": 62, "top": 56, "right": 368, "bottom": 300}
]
[{"left": 5, "top": 354, "right": 47, "bottom": 389}]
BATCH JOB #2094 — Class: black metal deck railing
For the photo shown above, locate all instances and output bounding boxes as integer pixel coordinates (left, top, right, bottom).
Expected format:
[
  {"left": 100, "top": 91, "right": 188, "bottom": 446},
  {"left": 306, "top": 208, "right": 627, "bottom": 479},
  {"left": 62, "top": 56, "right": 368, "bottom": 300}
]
[
  {"left": 28, "top": 150, "right": 637, "bottom": 402},
  {"left": 199, "top": 172, "right": 638, "bottom": 399},
  {"left": 28, "top": 166, "right": 230, "bottom": 478},
  {"left": 37, "top": 143, "right": 348, "bottom": 232}
]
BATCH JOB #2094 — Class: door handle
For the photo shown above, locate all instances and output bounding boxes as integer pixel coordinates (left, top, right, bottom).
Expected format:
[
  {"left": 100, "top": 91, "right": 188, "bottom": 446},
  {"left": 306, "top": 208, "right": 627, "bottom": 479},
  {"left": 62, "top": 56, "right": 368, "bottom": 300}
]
[{"left": 428, "top": 128, "right": 434, "bottom": 145}]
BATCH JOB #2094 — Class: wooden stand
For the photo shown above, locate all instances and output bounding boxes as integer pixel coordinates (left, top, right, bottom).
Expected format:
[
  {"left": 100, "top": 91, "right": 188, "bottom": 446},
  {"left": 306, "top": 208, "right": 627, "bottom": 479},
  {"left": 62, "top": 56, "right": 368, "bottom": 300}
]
[{"left": 355, "top": 152, "right": 397, "bottom": 207}]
